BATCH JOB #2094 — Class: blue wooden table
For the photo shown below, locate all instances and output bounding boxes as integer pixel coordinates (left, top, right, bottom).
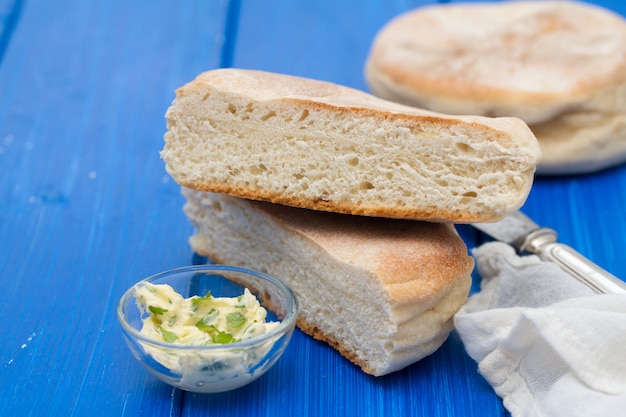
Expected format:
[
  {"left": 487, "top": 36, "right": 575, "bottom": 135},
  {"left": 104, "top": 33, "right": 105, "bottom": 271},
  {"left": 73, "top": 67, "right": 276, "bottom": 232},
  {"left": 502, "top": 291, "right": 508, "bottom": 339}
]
[{"left": 1, "top": 1, "right": 625, "bottom": 416}]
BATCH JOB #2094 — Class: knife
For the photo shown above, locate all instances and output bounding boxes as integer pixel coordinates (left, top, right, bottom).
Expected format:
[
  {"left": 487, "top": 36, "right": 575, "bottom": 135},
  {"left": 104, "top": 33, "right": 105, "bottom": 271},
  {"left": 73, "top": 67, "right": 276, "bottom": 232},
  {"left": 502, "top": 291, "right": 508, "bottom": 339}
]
[{"left": 472, "top": 211, "right": 626, "bottom": 294}]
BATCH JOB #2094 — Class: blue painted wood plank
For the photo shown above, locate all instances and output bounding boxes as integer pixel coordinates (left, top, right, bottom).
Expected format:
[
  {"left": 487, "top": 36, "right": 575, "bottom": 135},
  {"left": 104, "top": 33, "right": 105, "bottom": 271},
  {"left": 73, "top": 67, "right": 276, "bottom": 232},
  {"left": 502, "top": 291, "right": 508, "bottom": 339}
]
[
  {"left": 0, "top": 1, "right": 229, "bottom": 416},
  {"left": 0, "top": 0, "right": 22, "bottom": 65},
  {"left": 0, "top": 0, "right": 625, "bottom": 416},
  {"left": 232, "top": 0, "right": 440, "bottom": 92},
  {"left": 181, "top": 330, "right": 503, "bottom": 417}
]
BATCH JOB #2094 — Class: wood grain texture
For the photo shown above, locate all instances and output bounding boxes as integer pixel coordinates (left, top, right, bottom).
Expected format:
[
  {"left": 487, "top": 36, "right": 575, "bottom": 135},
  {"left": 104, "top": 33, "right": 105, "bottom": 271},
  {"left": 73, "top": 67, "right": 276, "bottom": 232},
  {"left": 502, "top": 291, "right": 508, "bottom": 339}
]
[
  {"left": 0, "top": 0, "right": 228, "bottom": 415},
  {"left": 232, "top": 0, "right": 439, "bottom": 92},
  {"left": 0, "top": 0, "right": 21, "bottom": 66},
  {"left": 0, "top": 0, "right": 625, "bottom": 416}
]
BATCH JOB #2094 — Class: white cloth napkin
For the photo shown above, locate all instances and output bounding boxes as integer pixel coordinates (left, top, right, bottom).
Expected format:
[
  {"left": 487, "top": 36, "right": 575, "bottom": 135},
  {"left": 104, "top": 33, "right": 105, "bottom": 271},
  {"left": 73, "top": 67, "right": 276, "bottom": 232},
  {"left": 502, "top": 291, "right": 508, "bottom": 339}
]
[{"left": 454, "top": 241, "right": 626, "bottom": 417}]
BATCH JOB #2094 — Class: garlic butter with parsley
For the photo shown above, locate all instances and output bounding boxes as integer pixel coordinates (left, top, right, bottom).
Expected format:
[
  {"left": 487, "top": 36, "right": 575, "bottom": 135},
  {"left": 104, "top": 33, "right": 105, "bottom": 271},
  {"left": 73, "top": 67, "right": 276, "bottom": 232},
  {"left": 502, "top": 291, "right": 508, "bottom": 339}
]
[
  {"left": 134, "top": 282, "right": 279, "bottom": 391},
  {"left": 135, "top": 283, "right": 278, "bottom": 345}
]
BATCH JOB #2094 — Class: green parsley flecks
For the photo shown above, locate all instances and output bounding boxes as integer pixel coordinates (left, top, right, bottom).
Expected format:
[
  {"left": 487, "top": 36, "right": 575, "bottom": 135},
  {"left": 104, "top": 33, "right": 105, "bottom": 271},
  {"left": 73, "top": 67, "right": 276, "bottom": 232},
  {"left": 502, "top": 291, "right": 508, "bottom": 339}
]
[{"left": 134, "top": 282, "right": 278, "bottom": 346}]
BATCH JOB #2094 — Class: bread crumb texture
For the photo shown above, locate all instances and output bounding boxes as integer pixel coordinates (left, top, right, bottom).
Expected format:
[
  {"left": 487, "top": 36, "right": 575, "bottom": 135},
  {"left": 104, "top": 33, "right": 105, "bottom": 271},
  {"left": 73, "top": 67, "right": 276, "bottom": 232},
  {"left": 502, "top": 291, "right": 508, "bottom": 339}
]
[
  {"left": 162, "top": 69, "right": 540, "bottom": 223},
  {"left": 183, "top": 189, "right": 474, "bottom": 376}
]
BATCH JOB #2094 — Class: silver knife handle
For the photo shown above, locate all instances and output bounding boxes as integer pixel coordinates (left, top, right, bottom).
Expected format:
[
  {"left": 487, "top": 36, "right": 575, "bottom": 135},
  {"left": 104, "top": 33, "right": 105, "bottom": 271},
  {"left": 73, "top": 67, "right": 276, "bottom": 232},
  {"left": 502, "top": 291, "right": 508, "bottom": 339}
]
[{"left": 521, "top": 228, "right": 626, "bottom": 294}]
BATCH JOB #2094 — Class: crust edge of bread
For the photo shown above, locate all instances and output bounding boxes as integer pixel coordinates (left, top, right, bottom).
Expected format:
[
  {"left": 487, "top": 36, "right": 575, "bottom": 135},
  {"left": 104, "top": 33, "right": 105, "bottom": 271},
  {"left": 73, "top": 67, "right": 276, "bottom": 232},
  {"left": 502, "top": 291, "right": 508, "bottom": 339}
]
[
  {"left": 188, "top": 190, "right": 474, "bottom": 376},
  {"left": 162, "top": 68, "right": 541, "bottom": 223}
]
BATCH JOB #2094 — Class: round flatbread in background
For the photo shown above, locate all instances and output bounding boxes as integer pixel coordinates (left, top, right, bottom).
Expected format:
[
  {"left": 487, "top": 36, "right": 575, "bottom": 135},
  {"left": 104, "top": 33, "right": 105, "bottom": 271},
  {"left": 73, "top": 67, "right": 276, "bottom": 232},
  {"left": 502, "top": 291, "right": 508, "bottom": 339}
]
[{"left": 365, "top": 1, "right": 626, "bottom": 175}]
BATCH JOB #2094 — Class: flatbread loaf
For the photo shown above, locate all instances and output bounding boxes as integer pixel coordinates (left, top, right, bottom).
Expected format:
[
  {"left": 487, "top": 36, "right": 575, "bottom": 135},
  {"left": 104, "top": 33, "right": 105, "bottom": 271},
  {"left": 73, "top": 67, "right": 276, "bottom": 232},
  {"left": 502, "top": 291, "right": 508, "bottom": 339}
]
[
  {"left": 182, "top": 189, "right": 474, "bottom": 376},
  {"left": 162, "top": 68, "right": 540, "bottom": 223},
  {"left": 365, "top": 1, "right": 626, "bottom": 174}
]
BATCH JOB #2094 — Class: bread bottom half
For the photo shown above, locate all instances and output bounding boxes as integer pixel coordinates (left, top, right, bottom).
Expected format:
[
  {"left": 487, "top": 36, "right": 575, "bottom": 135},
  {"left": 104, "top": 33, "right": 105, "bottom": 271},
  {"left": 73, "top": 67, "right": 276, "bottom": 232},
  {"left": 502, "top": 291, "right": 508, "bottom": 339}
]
[
  {"left": 182, "top": 188, "right": 473, "bottom": 376},
  {"left": 529, "top": 82, "right": 626, "bottom": 174}
]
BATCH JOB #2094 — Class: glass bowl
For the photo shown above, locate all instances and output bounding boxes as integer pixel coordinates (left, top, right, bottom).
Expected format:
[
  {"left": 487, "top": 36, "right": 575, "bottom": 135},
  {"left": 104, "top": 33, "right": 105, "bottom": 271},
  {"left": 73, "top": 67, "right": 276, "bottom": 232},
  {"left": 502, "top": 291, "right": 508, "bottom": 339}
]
[{"left": 117, "top": 265, "right": 298, "bottom": 393}]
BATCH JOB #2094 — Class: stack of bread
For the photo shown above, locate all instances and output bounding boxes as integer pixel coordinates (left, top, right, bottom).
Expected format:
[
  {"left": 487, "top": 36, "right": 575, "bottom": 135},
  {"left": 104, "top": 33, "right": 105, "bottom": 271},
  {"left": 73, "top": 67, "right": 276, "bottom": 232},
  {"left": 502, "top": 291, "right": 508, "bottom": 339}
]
[
  {"left": 161, "top": 68, "right": 541, "bottom": 376},
  {"left": 365, "top": 1, "right": 626, "bottom": 175}
]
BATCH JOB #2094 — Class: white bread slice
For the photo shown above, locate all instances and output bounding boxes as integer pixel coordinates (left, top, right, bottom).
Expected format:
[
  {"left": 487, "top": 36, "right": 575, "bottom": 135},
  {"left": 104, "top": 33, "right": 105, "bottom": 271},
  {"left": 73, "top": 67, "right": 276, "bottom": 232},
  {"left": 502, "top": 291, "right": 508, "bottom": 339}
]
[
  {"left": 364, "top": 1, "right": 626, "bottom": 174},
  {"left": 162, "top": 68, "right": 540, "bottom": 223},
  {"left": 182, "top": 188, "right": 474, "bottom": 376}
]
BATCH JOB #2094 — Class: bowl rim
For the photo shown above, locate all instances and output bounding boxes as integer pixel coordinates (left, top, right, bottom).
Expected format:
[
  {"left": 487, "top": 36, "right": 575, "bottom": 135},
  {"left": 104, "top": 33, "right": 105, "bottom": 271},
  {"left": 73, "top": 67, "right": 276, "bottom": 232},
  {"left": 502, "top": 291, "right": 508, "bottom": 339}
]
[{"left": 117, "top": 264, "right": 299, "bottom": 351}]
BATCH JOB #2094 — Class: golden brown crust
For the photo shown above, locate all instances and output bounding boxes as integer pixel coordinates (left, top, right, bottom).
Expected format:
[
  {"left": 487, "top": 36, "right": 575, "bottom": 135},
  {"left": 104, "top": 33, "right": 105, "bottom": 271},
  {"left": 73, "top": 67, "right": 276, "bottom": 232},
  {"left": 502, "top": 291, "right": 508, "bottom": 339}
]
[
  {"left": 253, "top": 200, "right": 474, "bottom": 303},
  {"left": 163, "top": 68, "right": 540, "bottom": 222},
  {"left": 183, "top": 190, "right": 474, "bottom": 375},
  {"left": 174, "top": 181, "right": 485, "bottom": 223},
  {"left": 192, "top": 196, "right": 474, "bottom": 304},
  {"left": 185, "top": 237, "right": 398, "bottom": 374},
  {"left": 184, "top": 240, "right": 463, "bottom": 376},
  {"left": 296, "top": 316, "right": 378, "bottom": 375},
  {"left": 183, "top": 67, "right": 536, "bottom": 139}
]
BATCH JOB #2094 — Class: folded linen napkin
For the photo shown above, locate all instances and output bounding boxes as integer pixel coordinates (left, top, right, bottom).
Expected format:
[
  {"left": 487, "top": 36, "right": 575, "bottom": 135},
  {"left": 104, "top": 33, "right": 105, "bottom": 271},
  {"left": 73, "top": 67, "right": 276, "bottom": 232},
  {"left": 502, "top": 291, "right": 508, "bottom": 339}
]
[{"left": 454, "top": 241, "right": 626, "bottom": 417}]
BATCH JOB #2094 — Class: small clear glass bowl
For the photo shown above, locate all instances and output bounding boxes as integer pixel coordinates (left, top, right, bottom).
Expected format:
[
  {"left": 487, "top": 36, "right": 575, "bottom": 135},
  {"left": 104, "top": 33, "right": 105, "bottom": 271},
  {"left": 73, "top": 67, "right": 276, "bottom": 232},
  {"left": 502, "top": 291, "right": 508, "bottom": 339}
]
[{"left": 117, "top": 265, "right": 298, "bottom": 393}]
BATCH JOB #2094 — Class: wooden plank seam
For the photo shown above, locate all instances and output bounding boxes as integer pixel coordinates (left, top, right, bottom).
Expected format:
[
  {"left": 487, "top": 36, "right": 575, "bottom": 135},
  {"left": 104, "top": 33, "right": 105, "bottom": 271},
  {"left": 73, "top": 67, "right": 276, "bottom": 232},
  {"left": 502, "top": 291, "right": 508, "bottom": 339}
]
[
  {"left": 0, "top": 0, "right": 23, "bottom": 67},
  {"left": 220, "top": 0, "right": 241, "bottom": 68}
]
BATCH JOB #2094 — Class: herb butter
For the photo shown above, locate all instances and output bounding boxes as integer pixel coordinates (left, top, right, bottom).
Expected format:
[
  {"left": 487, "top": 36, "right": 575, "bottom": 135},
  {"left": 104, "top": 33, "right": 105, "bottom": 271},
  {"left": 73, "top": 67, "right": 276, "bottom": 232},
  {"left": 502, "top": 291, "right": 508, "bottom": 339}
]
[
  {"left": 135, "top": 283, "right": 278, "bottom": 345},
  {"left": 133, "top": 282, "right": 279, "bottom": 391}
]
